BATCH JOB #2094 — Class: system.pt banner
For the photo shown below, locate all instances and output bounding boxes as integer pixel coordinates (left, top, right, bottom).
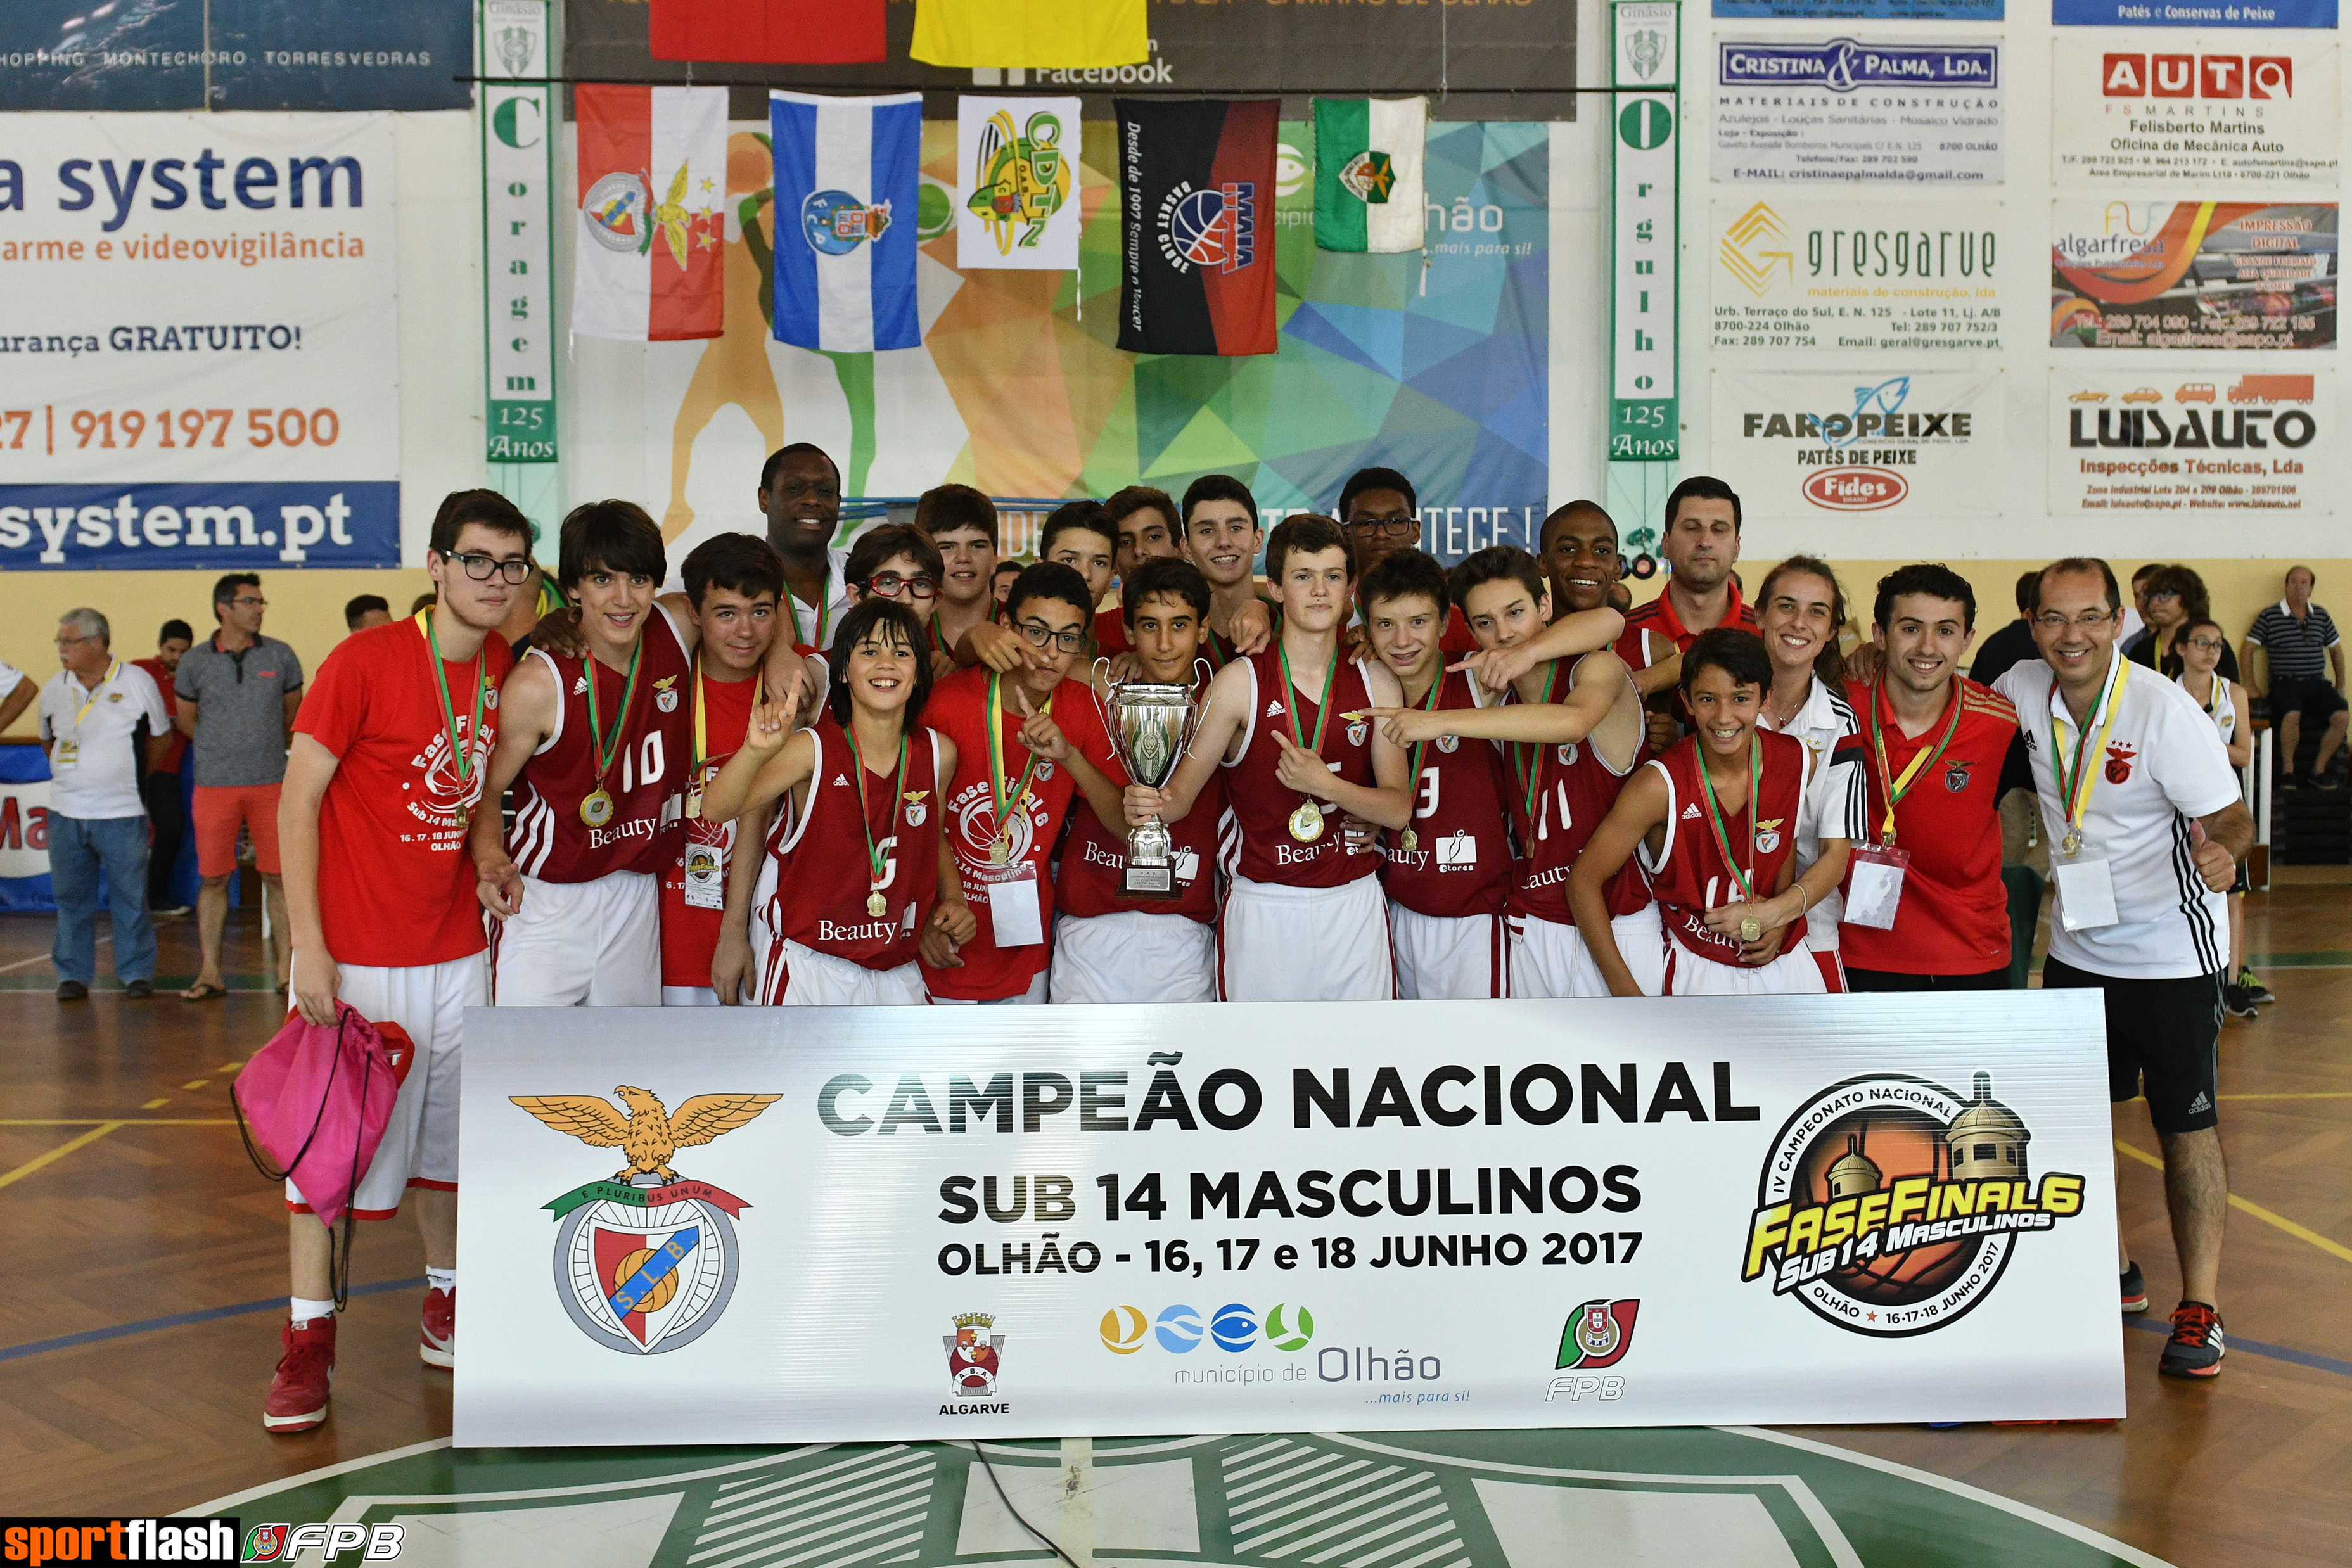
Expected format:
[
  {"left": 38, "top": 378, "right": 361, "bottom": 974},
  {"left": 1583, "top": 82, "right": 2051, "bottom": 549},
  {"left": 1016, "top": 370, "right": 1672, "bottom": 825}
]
[
  {"left": 0, "top": 111, "right": 399, "bottom": 570},
  {"left": 456, "top": 995, "right": 2121, "bottom": 1445}
]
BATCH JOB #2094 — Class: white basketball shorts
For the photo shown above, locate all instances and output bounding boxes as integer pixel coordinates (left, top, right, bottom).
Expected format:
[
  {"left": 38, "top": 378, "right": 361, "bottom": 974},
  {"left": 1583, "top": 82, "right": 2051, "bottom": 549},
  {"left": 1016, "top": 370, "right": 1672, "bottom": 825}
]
[
  {"left": 767, "top": 940, "right": 930, "bottom": 1006},
  {"left": 1051, "top": 910, "right": 1217, "bottom": 1003},
  {"left": 1217, "top": 875, "right": 1393, "bottom": 1002},
  {"left": 492, "top": 870, "right": 660, "bottom": 1007},
  {"left": 1389, "top": 903, "right": 1507, "bottom": 1000}
]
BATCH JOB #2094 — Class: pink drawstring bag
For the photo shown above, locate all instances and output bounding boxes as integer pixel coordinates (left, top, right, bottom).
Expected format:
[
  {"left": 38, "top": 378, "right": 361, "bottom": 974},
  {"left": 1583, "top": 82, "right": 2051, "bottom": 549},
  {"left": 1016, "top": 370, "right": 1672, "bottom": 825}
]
[{"left": 231, "top": 1003, "right": 413, "bottom": 1230}]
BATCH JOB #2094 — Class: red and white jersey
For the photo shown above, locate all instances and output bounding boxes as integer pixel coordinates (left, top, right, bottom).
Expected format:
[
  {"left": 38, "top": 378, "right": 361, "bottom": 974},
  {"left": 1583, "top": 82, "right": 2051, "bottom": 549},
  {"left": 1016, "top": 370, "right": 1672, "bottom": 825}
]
[
  {"left": 1222, "top": 644, "right": 1380, "bottom": 888},
  {"left": 1059, "top": 676, "right": 1225, "bottom": 926},
  {"left": 761, "top": 717, "right": 945, "bottom": 976},
  {"left": 1503, "top": 654, "right": 1643, "bottom": 923},
  {"left": 659, "top": 665, "right": 762, "bottom": 990},
  {"left": 1382, "top": 668, "right": 1508, "bottom": 919},
  {"left": 508, "top": 606, "right": 693, "bottom": 883},
  {"left": 1637, "top": 729, "right": 1811, "bottom": 966}
]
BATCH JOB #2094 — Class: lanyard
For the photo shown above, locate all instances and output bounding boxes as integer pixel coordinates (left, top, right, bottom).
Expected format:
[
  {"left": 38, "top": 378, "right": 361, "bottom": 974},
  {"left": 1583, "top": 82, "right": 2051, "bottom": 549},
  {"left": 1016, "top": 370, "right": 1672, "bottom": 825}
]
[
  {"left": 414, "top": 612, "right": 487, "bottom": 784},
  {"left": 987, "top": 673, "right": 1052, "bottom": 835},
  {"left": 1868, "top": 677, "right": 1964, "bottom": 846},
  {"left": 582, "top": 640, "right": 644, "bottom": 793},
  {"left": 69, "top": 660, "right": 123, "bottom": 732},
  {"left": 690, "top": 653, "right": 762, "bottom": 775},
  {"left": 1402, "top": 669, "right": 1447, "bottom": 789},
  {"left": 2050, "top": 656, "right": 2128, "bottom": 840},
  {"left": 1507, "top": 661, "right": 1560, "bottom": 830},
  {"left": 847, "top": 724, "right": 909, "bottom": 889},
  {"left": 1697, "top": 732, "right": 1763, "bottom": 902},
  {"left": 1277, "top": 641, "right": 1337, "bottom": 756},
  {"left": 789, "top": 577, "right": 833, "bottom": 650}
]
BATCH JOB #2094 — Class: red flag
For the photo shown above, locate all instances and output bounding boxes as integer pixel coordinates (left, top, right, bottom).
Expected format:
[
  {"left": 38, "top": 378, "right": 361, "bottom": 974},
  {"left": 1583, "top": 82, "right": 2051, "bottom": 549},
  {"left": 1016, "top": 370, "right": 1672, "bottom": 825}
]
[{"left": 649, "top": 0, "right": 886, "bottom": 65}]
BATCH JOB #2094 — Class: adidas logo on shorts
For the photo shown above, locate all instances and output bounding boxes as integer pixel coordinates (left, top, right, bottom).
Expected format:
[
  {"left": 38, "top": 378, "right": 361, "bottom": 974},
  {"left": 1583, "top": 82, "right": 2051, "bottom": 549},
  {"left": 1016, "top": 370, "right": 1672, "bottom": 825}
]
[{"left": 2186, "top": 1090, "right": 2213, "bottom": 1114}]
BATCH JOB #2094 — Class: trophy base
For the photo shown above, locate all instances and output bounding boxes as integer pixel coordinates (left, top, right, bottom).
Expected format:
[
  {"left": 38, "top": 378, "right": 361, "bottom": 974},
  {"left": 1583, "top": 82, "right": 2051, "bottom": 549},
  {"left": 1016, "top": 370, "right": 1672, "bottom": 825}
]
[{"left": 1122, "top": 865, "right": 1177, "bottom": 898}]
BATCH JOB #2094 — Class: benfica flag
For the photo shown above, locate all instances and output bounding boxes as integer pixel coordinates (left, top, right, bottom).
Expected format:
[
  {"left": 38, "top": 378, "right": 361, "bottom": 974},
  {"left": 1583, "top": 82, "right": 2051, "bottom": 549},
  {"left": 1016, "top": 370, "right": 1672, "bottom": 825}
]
[
  {"left": 1115, "top": 99, "right": 1279, "bottom": 357},
  {"left": 573, "top": 86, "right": 728, "bottom": 341},
  {"left": 649, "top": 0, "right": 885, "bottom": 65}
]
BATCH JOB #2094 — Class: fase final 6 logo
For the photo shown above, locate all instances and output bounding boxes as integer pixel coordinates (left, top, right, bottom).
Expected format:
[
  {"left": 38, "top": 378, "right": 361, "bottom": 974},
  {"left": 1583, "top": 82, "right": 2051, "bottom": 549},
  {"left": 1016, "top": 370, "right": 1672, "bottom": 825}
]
[{"left": 1741, "top": 1072, "right": 2085, "bottom": 1336}]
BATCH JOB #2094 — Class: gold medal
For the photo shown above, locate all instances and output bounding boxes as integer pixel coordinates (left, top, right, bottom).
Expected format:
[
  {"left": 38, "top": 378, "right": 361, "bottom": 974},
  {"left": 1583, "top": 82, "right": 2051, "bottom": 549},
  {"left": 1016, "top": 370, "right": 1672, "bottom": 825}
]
[
  {"left": 2061, "top": 830, "right": 2082, "bottom": 857},
  {"left": 580, "top": 788, "right": 615, "bottom": 827},
  {"left": 1289, "top": 801, "right": 1326, "bottom": 843},
  {"left": 1399, "top": 829, "right": 1419, "bottom": 853},
  {"left": 867, "top": 890, "right": 888, "bottom": 919},
  {"left": 1881, "top": 829, "right": 1898, "bottom": 848},
  {"left": 1738, "top": 915, "right": 1764, "bottom": 945}
]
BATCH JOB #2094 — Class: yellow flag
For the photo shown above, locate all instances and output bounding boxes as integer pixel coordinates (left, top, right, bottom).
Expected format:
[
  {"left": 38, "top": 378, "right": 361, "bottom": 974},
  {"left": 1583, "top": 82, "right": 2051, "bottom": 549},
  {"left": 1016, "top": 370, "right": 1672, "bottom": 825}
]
[{"left": 911, "top": 0, "right": 1147, "bottom": 70}]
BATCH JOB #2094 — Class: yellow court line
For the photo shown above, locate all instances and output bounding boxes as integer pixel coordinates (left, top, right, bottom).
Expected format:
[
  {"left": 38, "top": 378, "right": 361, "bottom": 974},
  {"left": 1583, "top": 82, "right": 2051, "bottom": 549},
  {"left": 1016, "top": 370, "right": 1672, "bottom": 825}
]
[
  {"left": 2115, "top": 1139, "right": 2352, "bottom": 1267},
  {"left": 0, "top": 1121, "right": 124, "bottom": 1190}
]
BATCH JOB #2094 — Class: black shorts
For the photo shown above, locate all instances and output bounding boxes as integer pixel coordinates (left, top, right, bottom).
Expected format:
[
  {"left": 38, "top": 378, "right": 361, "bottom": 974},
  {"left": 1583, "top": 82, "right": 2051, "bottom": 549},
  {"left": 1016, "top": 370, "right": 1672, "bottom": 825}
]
[
  {"left": 2042, "top": 954, "right": 2221, "bottom": 1134},
  {"left": 2270, "top": 675, "right": 2349, "bottom": 727},
  {"left": 1846, "top": 965, "right": 2010, "bottom": 992}
]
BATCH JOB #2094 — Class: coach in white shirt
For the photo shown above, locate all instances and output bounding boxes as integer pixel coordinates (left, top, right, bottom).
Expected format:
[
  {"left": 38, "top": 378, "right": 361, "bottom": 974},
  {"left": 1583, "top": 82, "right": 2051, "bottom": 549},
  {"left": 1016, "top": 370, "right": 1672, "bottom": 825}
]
[
  {"left": 39, "top": 609, "right": 174, "bottom": 1001},
  {"left": 1996, "top": 558, "right": 2249, "bottom": 1382}
]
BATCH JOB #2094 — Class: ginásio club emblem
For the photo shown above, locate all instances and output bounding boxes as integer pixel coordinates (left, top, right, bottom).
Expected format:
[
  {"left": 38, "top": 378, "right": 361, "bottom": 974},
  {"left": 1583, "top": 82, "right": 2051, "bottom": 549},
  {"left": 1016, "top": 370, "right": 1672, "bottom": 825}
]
[{"left": 513, "top": 1085, "right": 779, "bottom": 1354}]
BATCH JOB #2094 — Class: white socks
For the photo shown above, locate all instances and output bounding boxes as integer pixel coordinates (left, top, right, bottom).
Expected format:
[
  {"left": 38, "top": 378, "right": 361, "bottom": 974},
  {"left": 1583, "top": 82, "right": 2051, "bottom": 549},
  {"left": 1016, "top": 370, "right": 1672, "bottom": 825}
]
[
  {"left": 426, "top": 1268, "right": 457, "bottom": 1294},
  {"left": 291, "top": 1296, "right": 336, "bottom": 1325}
]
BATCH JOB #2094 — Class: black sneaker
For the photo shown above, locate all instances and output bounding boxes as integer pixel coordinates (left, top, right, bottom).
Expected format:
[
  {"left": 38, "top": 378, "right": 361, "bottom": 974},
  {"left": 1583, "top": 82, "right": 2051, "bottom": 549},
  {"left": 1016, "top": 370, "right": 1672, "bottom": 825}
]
[
  {"left": 2160, "top": 1302, "right": 2224, "bottom": 1378},
  {"left": 56, "top": 979, "right": 88, "bottom": 1002},
  {"left": 125, "top": 979, "right": 153, "bottom": 1000},
  {"left": 2223, "top": 984, "right": 2259, "bottom": 1019},
  {"left": 2235, "top": 969, "right": 2275, "bottom": 1005},
  {"left": 2120, "top": 1261, "right": 2147, "bottom": 1314}
]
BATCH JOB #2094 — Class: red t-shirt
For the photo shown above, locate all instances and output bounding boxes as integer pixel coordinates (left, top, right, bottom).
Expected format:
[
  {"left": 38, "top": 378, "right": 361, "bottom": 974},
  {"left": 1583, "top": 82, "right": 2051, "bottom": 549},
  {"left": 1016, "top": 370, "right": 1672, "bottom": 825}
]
[
  {"left": 132, "top": 655, "right": 186, "bottom": 772},
  {"left": 293, "top": 618, "right": 514, "bottom": 969},
  {"left": 920, "top": 665, "right": 1119, "bottom": 1000},
  {"left": 1093, "top": 606, "right": 1132, "bottom": 657},
  {"left": 1613, "top": 580, "right": 1758, "bottom": 670},
  {"left": 658, "top": 663, "right": 762, "bottom": 990},
  {"left": 1834, "top": 679, "right": 2020, "bottom": 976}
]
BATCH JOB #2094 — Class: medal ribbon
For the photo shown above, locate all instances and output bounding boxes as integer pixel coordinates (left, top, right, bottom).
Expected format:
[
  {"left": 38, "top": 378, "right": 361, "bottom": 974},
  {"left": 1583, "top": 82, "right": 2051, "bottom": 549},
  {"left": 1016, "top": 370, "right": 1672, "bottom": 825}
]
[
  {"left": 1868, "top": 675, "right": 1965, "bottom": 846},
  {"left": 987, "top": 673, "right": 1052, "bottom": 844},
  {"left": 1507, "top": 661, "right": 1561, "bottom": 832},
  {"left": 1697, "top": 731, "right": 1763, "bottom": 903},
  {"left": 689, "top": 653, "right": 764, "bottom": 777},
  {"left": 69, "top": 659, "right": 124, "bottom": 733},
  {"left": 847, "top": 725, "right": 909, "bottom": 891},
  {"left": 581, "top": 638, "right": 644, "bottom": 794},
  {"left": 414, "top": 611, "right": 487, "bottom": 784},
  {"left": 2049, "top": 655, "right": 2129, "bottom": 842},
  {"left": 1277, "top": 640, "right": 1338, "bottom": 755},
  {"left": 1402, "top": 670, "right": 1448, "bottom": 800}
]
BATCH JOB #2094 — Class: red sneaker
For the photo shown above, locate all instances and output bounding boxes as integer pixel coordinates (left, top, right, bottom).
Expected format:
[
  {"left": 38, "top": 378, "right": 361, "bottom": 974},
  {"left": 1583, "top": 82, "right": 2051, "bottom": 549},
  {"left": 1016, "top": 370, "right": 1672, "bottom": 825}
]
[
  {"left": 420, "top": 1287, "right": 455, "bottom": 1369},
  {"left": 264, "top": 1316, "right": 335, "bottom": 1432}
]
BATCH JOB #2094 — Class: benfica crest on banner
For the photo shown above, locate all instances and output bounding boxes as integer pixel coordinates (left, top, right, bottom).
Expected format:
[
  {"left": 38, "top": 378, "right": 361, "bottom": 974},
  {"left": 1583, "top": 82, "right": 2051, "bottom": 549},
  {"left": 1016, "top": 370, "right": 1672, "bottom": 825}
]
[
  {"left": 1115, "top": 98, "right": 1279, "bottom": 357},
  {"left": 572, "top": 86, "right": 728, "bottom": 341}
]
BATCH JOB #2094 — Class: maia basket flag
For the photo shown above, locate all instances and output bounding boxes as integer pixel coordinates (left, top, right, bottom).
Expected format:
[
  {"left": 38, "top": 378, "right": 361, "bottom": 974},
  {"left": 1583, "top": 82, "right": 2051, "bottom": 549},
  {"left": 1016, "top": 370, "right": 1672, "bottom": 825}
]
[
  {"left": 1313, "top": 97, "right": 1428, "bottom": 253},
  {"left": 573, "top": 86, "right": 729, "bottom": 342},
  {"left": 1116, "top": 98, "right": 1279, "bottom": 358},
  {"left": 769, "top": 91, "right": 923, "bottom": 353}
]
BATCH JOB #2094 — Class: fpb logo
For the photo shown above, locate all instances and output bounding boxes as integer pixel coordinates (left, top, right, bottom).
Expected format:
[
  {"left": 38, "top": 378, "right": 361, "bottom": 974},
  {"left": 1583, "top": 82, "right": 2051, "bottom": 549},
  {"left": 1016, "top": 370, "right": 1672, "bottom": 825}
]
[{"left": 243, "top": 1523, "right": 406, "bottom": 1561}]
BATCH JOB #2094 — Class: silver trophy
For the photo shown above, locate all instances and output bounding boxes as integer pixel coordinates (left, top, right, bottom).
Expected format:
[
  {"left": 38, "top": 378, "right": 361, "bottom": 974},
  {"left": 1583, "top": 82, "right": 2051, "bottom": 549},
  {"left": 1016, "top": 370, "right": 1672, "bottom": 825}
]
[{"left": 1100, "top": 668, "right": 1203, "bottom": 898}]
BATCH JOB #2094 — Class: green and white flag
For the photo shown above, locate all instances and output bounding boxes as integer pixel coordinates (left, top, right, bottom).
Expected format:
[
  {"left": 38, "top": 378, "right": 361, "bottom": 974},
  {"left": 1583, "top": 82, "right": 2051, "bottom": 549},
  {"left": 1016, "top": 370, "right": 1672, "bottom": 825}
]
[{"left": 1312, "top": 96, "right": 1426, "bottom": 253}]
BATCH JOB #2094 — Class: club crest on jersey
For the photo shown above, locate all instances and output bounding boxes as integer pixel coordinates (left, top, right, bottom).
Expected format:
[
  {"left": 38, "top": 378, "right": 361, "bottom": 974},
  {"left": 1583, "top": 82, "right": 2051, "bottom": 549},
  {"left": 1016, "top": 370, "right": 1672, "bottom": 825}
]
[
  {"left": 655, "top": 675, "right": 681, "bottom": 713},
  {"left": 485, "top": 687, "right": 500, "bottom": 710},
  {"left": 1558, "top": 743, "right": 1580, "bottom": 765},
  {"left": 2104, "top": 743, "right": 2136, "bottom": 784},
  {"left": 1436, "top": 734, "right": 1459, "bottom": 754},
  {"left": 1756, "top": 818, "right": 1786, "bottom": 853},
  {"left": 1038, "top": 762, "right": 1056, "bottom": 780},
  {"left": 1945, "top": 760, "right": 1971, "bottom": 791},
  {"left": 1347, "top": 720, "right": 1369, "bottom": 747},
  {"left": 904, "top": 789, "right": 930, "bottom": 826}
]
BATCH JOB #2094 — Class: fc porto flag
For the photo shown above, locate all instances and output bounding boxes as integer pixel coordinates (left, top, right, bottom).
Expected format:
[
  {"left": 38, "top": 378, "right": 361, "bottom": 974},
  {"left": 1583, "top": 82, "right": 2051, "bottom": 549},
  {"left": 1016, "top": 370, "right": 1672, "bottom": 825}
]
[
  {"left": 572, "top": 86, "right": 729, "bottom": 341},
  {"left": 769, "top": 91, "right": 923, "bottom": 353},
  {"left": 1313, "top": 97, "right": 1427, "bottom": 254},
  {"left": 1115, "top": 99, "right": 1279, "bottom": 358}
]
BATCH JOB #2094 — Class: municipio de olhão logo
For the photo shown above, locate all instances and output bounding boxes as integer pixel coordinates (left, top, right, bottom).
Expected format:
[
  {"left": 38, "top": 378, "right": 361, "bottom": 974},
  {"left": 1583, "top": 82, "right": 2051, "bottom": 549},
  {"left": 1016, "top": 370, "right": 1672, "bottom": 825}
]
[{"left": 1742, "top": 1072, "right": 2084, "bottom": 1337}]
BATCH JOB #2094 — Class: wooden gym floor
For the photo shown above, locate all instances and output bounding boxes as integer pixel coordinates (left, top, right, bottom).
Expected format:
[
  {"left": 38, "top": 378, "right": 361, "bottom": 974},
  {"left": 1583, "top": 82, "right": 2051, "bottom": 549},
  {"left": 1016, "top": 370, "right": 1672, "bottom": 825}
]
[{"left": 0, "top": 877, "right": 2346, "bottom": 1567}]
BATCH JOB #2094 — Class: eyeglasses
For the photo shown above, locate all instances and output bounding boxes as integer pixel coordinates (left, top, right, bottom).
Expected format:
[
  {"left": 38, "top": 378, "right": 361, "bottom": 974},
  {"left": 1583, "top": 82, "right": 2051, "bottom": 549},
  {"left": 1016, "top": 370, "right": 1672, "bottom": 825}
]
[
  {"left": 53, "top": 633, "right": 96, "bottom": 647},
  {"left": 2033, "top": 609, "right": 2119, "bottom": 633},
  {"left": 229, "top": 596, "right": 268, "bottom": 609},
  {"left": 1346, "top": 513, "right": 1419, "bottom": 540},
  {"left": 2183, "top": 637, "right": 2227, "bottom": 651},
  {"left": 863, "top": 571, "right": 940, "bottom": 601},
  {"left": 1016, "top": 619, "right": 1088, "bottom": 653},
  {"left": 442, "top": 551, "right": 533, "bottom": 583}
]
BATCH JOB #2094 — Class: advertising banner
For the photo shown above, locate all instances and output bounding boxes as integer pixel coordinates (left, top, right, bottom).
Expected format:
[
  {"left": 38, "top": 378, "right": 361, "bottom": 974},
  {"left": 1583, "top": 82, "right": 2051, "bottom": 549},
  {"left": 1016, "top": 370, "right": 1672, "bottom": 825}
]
[
  {"left": 0, "top": 749, "right": 53, "bottom": 914},
  {"left": 2051, "top": 199, "right": 2337, "bottom": 350},
  {"left": 2048, "top": 371, "right": 2332, "bottom": 516},
  {"left": 0, "top": 112, "right": 399, "bottom": 571},
  {"left": 1713, "top": 200, "right": 2007, "bottom": 354},
  {"left": 2052, "top": 37, "right": 2340, "bottom": 186},
  {"left": 455, "top": 995, "right": 2122, "bottom": 1446},
  {"left": 1712, "top": 369, "right": 2004, "bottom": 518},
  {"left": 2052, "top": 0, "right": 2337, "bottom": 29},
  {"left": 481, "top": 0, "right": 558, "bottom": 462},
  {"left": 1612, "top": 2, "right": 1681, "bottom": 462},
  {"left": 0, "top": 0, "right": 471, "bottom": 112},
  {"left": 1715, "top": 0, "right": 2003, "bottom": 15},
  {"left": 1713, "top": 37, "right": 2004, "bottom": 184}
]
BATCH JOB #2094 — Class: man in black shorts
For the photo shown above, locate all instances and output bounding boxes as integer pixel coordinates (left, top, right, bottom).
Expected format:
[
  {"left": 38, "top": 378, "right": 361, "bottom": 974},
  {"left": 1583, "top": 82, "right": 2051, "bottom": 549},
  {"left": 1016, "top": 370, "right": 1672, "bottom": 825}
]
[{"left": 2243, "top": 565, "right": 2347, "bottom": 787}]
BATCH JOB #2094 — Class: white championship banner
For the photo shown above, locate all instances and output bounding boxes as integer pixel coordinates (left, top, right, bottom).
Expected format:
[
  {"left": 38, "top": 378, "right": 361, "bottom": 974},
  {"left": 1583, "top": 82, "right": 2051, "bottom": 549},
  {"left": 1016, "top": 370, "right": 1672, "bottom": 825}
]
[{"left": 455, "top": 995, "right": 2122, "bottom": 1446}]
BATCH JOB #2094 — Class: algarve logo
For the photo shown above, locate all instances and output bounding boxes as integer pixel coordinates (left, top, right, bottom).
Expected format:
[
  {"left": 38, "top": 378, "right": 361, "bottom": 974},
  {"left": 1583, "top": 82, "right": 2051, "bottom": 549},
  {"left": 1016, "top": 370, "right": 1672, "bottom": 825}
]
[
  {"left": 1741, "top": 1072, "right": 2085, "bottom": 1337},
  {"left": 969, "top": 108, "right": 1071, "bottom": 255},
  {"left": 803, "top": 189, "right": 894, "bottom": 255},
  {"left": 1158, "top": 180, "right": 1257, "bottom": 275},
  {"left": 513, "top": 1085, "right": 779, "bottom": 1354},
  {"left": 947, "top": 1311, "right": 1004, "bottom": 1398}
]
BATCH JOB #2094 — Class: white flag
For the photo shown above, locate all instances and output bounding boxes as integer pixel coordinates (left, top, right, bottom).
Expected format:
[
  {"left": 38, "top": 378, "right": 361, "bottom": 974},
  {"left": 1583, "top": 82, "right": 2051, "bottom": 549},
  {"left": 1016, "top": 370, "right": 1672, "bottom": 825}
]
[
  {"left": 955, "top": 96, "right": 1083, "bottom": 271},
  {"left": 572, "top": 85, "right": 729, "bottom": 341}
]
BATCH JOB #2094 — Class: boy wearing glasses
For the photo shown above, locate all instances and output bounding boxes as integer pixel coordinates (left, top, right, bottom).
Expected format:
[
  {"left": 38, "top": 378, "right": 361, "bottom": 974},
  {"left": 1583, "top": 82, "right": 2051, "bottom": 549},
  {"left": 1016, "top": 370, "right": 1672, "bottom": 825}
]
[
  {"left": 845, "top": 525, "right": 952, "bottom": 675},
  {"left": 1338, "top": 468, "right": 1480, "bottom": 657},
  {"left": 920, "top": 563, "right": 1125, "bottom": 1003},
  {"left": 176, "top": 571, "right": 305, "bottom": 1000}
]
